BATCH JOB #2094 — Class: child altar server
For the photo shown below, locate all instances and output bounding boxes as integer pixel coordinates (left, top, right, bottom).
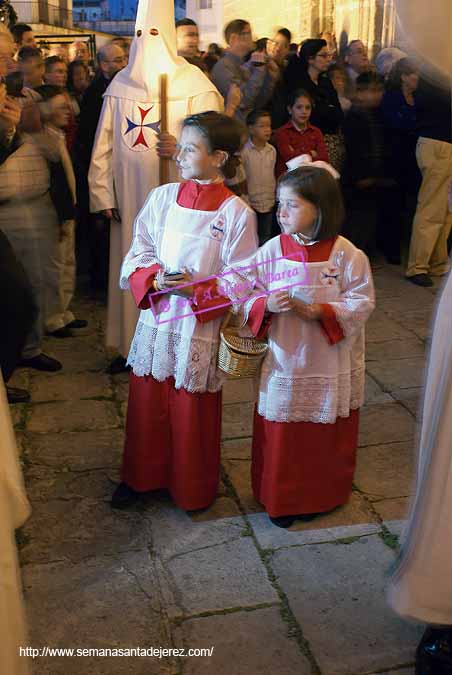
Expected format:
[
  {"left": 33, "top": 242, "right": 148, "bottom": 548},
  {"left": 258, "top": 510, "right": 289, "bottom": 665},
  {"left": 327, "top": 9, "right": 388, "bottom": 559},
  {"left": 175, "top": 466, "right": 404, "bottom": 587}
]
[
  {"left": 233, "top": 165, "right": 375, "bottom": 527},
  {"left": 111, "top": 112, "right": 258, "bottom": 510}
]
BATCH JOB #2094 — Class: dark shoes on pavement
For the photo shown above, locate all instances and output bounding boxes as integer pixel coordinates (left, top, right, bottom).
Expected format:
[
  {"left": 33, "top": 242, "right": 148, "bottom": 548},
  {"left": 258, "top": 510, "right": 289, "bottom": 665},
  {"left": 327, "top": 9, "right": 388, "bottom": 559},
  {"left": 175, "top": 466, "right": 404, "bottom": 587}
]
[
  {"left": 48, "top": 319, "right": 88, "bottom": 338},
  {"left": 111, "top": 482, "right": 140, "bottom": 509},
  {"left": 6, "top": 386, "right": 30, "bottom": 404},
  {"left": 416, "top": 626, "right": 452, "bottom": 674},
  {"left": 269, "top": 513, "right": 321, "bottom": 529},
  {"left": 106, "top": 356, "right": 130, "bottom": 375},
  {"left": 66, "top": 319, "right": 88, "bottom": 329},
  {"left": 19, "top": 353, "right": 62, "bottom": 372},
  {"left": 408, "top": 274, "right": 434, "bottom": 287}
]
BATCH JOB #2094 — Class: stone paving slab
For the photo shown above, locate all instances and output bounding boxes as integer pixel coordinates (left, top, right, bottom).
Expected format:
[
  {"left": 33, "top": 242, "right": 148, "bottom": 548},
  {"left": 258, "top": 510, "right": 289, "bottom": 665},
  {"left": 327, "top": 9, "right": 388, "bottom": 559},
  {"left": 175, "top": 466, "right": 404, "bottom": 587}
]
[
  {"left": 173, "top": 607, "right": 312, "bottom": 675},
  {"left": 165, "top": 538, "right": 279, "bottom": 615},
  {"left": 384, "top": 520, "right": 408, "bottom": 539},
  {"left": 39, "top": 336, "right": 107, "bottom": 372},
  {"left": 359, "top": 404, "right": 415, "bottom": 447},
  {"left": 24, "top": 466, "right": 114, "bottom": 502},
  {"left": 395, "top": 310, "right": 433, "bottom": 341},
  {"left": 222, "top": 402, "right": 254, "bottom": 439},
  {"left": 222, "top": 377, "right": 257, "bottom": 404},
  {"left": 30, "top": 372, "right": 113, "bottom": 403},
  {"left": 27, "top": 400, "right": 120, "bottom": 433},
  {"left": 22, "top": 551, "right": 165, "bottom": 675},
  {"left": 365, "top": 374, "right": 393, "bottom": 405},
  {"left": 372, "top": 498, "right": 411, "bottom": 522},
  {"left": 21, "top": 499, "right": 152, "bottom": 564},
  {"left": 366, "top": 339, "right": 425, "bottom": 363},
  {"left": 355, "top": 442, "right": 415, "bottom": 501},
  {"left": 390, "top": 388, "right": 423, "bottom": 418},
  {"left": 270, "top": 535, "right": 423, "bottom": 675},
  {"left": 250, "top": 513, "right": 380, "bottom": 551},
  {"left": 366, "top": 310, "right": 415, "bottom": 343},
  {"left": 221, "top": 438, "right": 252, "bottom": 461},
  {"left": 23, "top": 429, "right": 124, "bottom": 471},
  {"left": 147, "top": 503, "right": 246, "bottom": 561},
  {"left": 222, "top": 459, "right": 262, "bottom": 514},
  {"left": 366, "top": 358, "right": 426, "bottom": 392}
]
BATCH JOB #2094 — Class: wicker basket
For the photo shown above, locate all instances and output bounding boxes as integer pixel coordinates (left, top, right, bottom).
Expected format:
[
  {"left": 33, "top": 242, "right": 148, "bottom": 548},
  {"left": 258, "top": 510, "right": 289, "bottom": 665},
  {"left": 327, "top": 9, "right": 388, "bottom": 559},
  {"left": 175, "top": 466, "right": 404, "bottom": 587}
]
[{"left": 218, "top": 313, "right": 268, "bottom": 378}]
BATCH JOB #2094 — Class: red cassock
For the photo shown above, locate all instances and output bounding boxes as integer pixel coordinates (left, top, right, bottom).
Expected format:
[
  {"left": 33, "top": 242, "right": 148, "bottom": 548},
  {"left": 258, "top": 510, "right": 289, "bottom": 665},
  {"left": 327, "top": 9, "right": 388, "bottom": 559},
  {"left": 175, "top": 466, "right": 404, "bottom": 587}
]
[
  {"left": 122, "top": 181, "right": 235, "bottom": 511},
  {"left": 249, "top": 235, "right": 360, "bottom": 517}
]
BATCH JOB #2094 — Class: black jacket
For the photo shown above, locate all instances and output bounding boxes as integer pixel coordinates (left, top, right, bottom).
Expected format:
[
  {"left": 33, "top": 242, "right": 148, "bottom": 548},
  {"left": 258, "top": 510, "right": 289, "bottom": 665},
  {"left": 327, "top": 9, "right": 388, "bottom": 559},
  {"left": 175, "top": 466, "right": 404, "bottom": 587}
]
[
  {"left": 283, "top": 58, "right": 344, "bottom": 134},
  {"left": 76, "top": 73, "right": 111, "bottom": 169}
]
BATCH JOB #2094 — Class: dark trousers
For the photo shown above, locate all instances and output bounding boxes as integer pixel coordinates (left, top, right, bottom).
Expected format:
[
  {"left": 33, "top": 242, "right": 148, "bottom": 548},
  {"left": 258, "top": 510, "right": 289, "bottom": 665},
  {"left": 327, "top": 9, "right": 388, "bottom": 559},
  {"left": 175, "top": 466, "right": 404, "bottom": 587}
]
[
  {"left": 256, "top": 211, "right": 274, "bottom": 245},
  {"left": 342, "top": 182, "right": 403, "bottom": 261},
  {"left": 0, "top": 230, "right": 37, "bottom": 381}
]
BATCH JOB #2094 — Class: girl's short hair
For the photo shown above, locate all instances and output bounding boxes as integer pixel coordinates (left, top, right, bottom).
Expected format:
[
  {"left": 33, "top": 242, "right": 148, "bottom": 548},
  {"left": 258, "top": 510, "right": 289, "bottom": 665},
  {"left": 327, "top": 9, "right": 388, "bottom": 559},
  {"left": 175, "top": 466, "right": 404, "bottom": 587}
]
[
  {"left": 182, "top": 111, "right": 246, "bottom": 179},
  {"left": 277, "top": 167, "right": 344, "bottom": 240},
  {"left": 287, "top": 88, "right": 314, "bottom": 108}
]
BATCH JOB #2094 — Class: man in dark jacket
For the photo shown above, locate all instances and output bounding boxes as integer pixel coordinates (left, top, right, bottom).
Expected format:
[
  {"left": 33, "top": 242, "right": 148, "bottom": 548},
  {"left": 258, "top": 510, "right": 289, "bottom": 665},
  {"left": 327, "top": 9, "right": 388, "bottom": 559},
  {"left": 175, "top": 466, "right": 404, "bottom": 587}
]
[{"left": 75, "top": 42, "right": 126, "bottom": 293}]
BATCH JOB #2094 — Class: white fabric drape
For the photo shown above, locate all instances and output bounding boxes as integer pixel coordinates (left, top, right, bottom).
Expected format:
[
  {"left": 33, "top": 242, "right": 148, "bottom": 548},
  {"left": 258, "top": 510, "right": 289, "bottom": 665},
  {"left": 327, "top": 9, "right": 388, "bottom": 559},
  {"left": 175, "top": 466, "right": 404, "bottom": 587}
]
[{"left": 0, "top": 377, "right": 31, "bottom": 675}]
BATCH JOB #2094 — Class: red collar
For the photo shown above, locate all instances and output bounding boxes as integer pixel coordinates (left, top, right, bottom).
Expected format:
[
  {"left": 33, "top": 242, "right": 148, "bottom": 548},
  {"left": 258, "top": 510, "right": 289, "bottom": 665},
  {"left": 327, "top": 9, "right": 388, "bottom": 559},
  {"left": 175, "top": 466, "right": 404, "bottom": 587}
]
[{"left": 282, "top": 120, "right": 314, "bottom": 134}]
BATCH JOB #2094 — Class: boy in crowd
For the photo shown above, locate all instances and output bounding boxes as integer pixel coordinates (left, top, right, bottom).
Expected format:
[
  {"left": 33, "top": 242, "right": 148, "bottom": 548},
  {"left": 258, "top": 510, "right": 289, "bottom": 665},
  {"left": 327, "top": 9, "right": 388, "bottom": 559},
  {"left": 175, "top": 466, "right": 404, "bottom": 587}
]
[{"left": 242, "top": 110, "right": 276, "bottom": 243}]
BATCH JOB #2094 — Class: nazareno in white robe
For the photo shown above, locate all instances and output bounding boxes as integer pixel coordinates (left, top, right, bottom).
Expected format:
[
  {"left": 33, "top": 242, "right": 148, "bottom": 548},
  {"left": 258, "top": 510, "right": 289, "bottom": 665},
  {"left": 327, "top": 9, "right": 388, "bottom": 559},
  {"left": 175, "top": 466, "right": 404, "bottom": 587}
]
[
  {"left": 388, "top": 270, "right": 452, "bottom": 625},
  {"left": 88, "top": 0, "right": 223, "bottom": 357},
  {"left": 0, "top": 377, "right": 31, "bottom": 675}
]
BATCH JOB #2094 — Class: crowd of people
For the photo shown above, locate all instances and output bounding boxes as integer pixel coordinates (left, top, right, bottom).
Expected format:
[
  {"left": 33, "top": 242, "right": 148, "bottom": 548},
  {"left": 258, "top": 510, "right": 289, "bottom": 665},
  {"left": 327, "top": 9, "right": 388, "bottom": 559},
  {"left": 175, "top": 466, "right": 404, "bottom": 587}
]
[{"left": 1, "top": 12, "right": 452, "bottom": 674}]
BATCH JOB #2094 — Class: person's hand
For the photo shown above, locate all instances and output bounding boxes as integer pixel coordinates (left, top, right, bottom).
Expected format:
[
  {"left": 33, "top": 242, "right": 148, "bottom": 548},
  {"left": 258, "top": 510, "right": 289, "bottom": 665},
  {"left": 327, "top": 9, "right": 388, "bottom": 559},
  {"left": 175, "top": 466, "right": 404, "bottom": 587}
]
[
  {"left": 225, "top": 82, "right": 241, "bottom": 117},
  {"left": 0, "top": 94, "right": 21, "bottom": 135},
  {"left": 162, "top": 270, "right": 194, "bottom": 298},
  {"left": 157, "top": 132, "right": 177, "bottom": 159},
  {"left": 266, "top": 58, "right": 280, "bottom": 80},
  {"left": 290, "top": 297, "right": 322, "bottom": 321},
  {"left": 99, "top": 208, "right": 121, "bottom": 221},
  {"left": 310, "top": 149, "right": 318, "bottom": 159},
  {"left": 266, "top": 290, "right": 292, "bottom": 313}
]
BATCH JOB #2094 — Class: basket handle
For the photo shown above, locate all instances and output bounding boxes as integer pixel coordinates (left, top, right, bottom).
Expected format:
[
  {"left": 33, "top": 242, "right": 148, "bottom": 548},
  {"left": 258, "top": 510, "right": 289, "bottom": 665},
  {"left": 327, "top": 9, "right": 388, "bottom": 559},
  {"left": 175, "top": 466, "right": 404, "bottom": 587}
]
[{"left": 220, "top": 309, "right": 233, "bottom": 332}]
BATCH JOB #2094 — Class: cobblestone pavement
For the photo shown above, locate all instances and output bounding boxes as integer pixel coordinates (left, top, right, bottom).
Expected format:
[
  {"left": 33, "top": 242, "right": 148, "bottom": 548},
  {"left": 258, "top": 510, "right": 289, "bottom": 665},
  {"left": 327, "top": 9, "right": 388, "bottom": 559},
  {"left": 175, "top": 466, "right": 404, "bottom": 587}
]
[{"left": 11, "top": 263, "right": 442, "bottom": 675}]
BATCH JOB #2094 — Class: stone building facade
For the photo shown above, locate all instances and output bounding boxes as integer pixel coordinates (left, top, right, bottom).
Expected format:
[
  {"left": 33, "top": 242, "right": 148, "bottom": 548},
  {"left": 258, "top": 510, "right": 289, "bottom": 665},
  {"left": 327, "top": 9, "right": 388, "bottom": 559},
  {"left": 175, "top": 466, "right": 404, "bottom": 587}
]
[{"left": 187, "top": 0, "right": 399, "bottom": 56}]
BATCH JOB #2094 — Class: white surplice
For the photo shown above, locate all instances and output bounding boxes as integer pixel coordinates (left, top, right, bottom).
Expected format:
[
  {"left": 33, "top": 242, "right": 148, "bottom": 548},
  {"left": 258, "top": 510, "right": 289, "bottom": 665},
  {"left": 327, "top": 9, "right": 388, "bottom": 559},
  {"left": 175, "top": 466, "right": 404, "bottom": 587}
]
[
  {"left": 0, "top": 378, "right": 31, "bottom": 675},
  {"left": 120, "top": 183, "right": 258, "bottom": 392},
  {"left": 388, "top": 271, "right": 452, "bottom": 624},
  {"left": 229, "top": 235, "right": 375, "bottom": 423},
  {"left": 88, "top": 0, "right": 223, "bottom": 356}
]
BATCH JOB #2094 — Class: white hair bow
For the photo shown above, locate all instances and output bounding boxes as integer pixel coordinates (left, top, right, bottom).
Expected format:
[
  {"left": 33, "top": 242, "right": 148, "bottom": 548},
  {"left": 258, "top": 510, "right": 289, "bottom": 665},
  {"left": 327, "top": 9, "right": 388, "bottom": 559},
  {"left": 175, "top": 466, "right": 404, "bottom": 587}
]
[{"left": 286, "top": 153, "right": 340, "bottom": 179}]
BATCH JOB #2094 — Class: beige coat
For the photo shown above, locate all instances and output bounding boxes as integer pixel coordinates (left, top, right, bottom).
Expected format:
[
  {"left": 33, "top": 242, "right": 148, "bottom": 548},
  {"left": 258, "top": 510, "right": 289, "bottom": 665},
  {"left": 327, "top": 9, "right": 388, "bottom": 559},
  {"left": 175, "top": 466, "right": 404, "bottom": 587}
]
[{"left": 0, "top": 378, "right": 31, "bottom": 674}]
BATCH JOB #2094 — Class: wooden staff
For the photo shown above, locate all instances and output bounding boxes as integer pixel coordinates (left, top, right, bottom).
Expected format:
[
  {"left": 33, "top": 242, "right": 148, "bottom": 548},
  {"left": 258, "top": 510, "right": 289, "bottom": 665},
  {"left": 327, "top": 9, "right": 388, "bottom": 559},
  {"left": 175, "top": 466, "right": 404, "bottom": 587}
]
[{"left": 159, "top": 73, "right": 169, "bottom": 186}]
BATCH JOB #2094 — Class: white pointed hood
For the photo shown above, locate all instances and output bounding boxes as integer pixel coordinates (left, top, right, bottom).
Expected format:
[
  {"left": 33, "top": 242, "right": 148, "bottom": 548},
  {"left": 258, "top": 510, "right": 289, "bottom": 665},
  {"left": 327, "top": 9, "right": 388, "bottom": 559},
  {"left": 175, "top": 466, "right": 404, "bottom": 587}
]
[{"left": 105, "top": 0, "right": 218, "bottom": 103}]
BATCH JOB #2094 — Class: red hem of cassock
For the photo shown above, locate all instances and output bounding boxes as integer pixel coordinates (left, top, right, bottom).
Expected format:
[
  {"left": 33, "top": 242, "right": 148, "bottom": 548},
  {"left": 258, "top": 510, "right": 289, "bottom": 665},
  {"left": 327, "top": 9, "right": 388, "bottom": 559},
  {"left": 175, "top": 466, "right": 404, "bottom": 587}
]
[
  {"left": 251, "top": 408, "right": 360, "bottom": 517},
  {"left": 122, "top": 374, "right": 222, "bottom": 511}
]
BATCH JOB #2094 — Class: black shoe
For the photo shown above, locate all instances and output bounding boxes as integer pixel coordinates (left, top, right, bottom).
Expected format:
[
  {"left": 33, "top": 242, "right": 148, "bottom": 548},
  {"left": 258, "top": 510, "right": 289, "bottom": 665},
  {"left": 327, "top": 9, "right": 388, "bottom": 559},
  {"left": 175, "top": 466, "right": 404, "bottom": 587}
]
[
  {"left": 66, "top": 319, "right": 88, "bottom": 329},
  {"left": 416, "top": 627, "right": 452, "bottom": 674},
  {"left": 111, "top": 482, "right": 140, "bottom": 509},
  {"left": 48, "top": 326, "right": 74, "bottom": 338},
  {"left": 106, "top": 356, "right": 130, "bottom": 375},
  {"left": 407, "top": 274, "right": 434, "bottom": 287},
  {"left": 269, "top": 515, "right": 296, "bottom": 528},
  {"left": 6, "top": 386, "right": 30, "bottom": 404},
  {"left": 296, "top": 512, "right": 321, "bottom": 522},
  {"left": 19, "top": 353, "right": 62, "bottom": 372}
]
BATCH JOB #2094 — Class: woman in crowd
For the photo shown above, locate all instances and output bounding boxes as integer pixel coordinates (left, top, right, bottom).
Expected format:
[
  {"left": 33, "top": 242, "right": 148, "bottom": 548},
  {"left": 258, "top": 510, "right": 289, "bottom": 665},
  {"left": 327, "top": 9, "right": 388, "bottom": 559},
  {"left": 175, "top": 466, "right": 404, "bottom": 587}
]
[
  {"left": 283, "top": 39, "right": 344, "bottom": 169},
  {"left": 381, "top": 57, "right": 422, "bottom": 243}
]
